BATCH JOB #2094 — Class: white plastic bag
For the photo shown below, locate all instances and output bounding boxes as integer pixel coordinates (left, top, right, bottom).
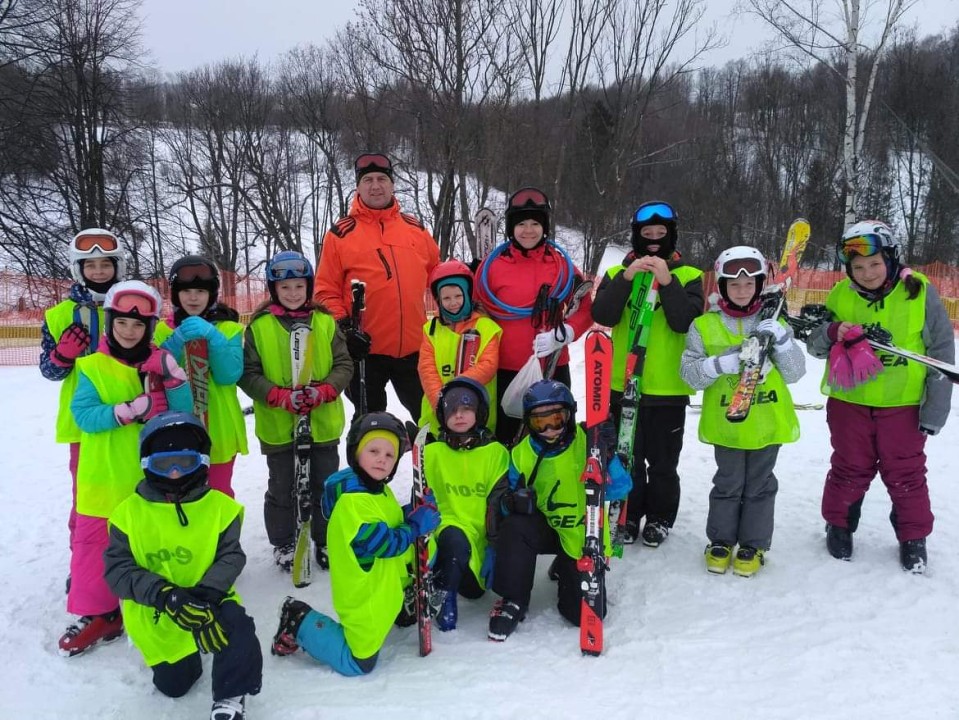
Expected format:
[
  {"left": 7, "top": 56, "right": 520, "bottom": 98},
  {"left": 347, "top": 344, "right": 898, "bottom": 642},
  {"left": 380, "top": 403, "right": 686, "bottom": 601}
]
[{"left": 501, "top": 353, "right": 543, "bottom": 418}]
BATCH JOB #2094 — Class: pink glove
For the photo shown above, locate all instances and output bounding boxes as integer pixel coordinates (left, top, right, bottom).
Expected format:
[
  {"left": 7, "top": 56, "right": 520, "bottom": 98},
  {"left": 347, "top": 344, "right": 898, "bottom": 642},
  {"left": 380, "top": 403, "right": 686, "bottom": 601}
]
[
  {"left": 267, "top": 386, "right": 308, "bottom": 415},
  {"left": 141, "top": 348, "right": 188, "bottom": 390},
  {"left": 309, "top": 382, "right": 338, "bottom": 404},
  {"left": 828, "top": 341, "right": 855, "bottom": 390},
  {"left": 843, "top": 325, "right": 884, "bottom": 386},
  {"left": 52, "top": 323, "right": 91, "bottom": 367},
  {"left": 114, "top": 390, "right": 167, "bottom": 426}
]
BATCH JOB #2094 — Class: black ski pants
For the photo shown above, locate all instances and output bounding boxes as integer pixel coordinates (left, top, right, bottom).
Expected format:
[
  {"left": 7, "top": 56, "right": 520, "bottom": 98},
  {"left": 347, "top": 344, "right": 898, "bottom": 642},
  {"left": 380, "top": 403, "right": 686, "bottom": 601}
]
[
  {"left": 346, "top": 352, "right": 423, "bottom": 422},
  {"left": 610, "top": 395, "right": 687, "bottom": 528},
  {"left": 264, "top": 444, "right": 339, "bottom": 548},
  {"left": 493, "top": 364, "right": 572, "bottom": 447},
  {"left": 492, "top": 510, "right": 605, "bottom": 626},
  {"left": 434, "top": 526, "right": 484, "bottom": 599},
  {"left": 151, "top": 602, "right": 263, "bottom": 701}
]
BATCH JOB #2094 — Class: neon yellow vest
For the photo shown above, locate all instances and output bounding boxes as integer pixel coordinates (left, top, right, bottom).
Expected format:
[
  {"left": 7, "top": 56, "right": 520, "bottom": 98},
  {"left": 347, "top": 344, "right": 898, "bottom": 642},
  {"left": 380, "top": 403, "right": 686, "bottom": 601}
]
[
  {"left": 155, "top": 320, "right": 249, "bottom": 463},
  {"left": 327, "top": 486, "right": 411, "bottom": 659},
  {"left": 418, "top": 316, "right": 501, "bottom": 432},
  {"left": 822, "top": 276, "right": 928, "bottom": 407},
  {"left": 109, "top": 490, "right": 243, "bottom": 666},
  {"left": 46, "top": 300, "right": 105, "bottom": 443},
  {"left": 510, "top": 427, "right": 611, "bottom": 558},
  {"left": 249, "top": 312, "right": 345, "bottom": 445},
  {"left": 695, "top": 312, "right": 799, "bottom": 449},
  {"left": 607, "top": 264, "right": 701, "bottom": 394},
  {"left": 74, "top": 353, "right": 146, "bottom": 518},
  {"left": 424, "top": 440, "right": 509, "bottom": 589}
]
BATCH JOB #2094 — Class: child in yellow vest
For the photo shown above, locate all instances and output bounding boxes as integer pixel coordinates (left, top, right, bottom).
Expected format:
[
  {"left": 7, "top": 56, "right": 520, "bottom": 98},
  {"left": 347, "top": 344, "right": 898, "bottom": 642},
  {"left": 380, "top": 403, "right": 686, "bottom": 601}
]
[
  {"left": 39, "top": 229, "right": 126, "bottom": 565},
  {"left": 424, "top": 377, "right": 509, "bottom": 631},
  {"left": 104, "top": 412, "right": 261, "bottom": 720},
  {"left": 804, "top": 221, "right": 953, "bottom": 573},
  {"left": 155, "top": 255, "right": 247, "bottom": 497},
  {"left": 64, "top": 280, "right": 193, "bottom": 657},
  {"left": 238, "top": 251, "right": 352, "bottom": 572},
  {"left": 418, "top": 260, "right": 502, "bottom": 432},
  {"left": 271, "top": 412, "right": 440, "bottom": 675},
  {"left": 679, "top": 246, "right": 805, "bottom": 577}
]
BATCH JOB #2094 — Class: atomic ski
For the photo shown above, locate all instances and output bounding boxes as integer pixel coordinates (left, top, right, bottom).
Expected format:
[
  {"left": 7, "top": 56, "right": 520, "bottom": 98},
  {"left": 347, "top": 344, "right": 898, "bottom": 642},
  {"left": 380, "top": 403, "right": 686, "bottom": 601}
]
[
  {"left": 290, "top": 323, "right": 314, "bottom": 588},
  {"left": 184, "top": 340, "right": 210, "bottom": 427},
  {"left": 455, "top": 329, "right": 481, "bottom": 374},
  {"left": 474, "top": 207, "right": 497, "bottom": 261},
  {"left": 411, "top": 424, "right": 433, "bottom": 657},
  {"left": 578, "top": 330, "right": 612, "bottom": 656},
  {"left": 725, "top": 218, "right": 810, "bottom": 422},
  {"left": 351, "top": 279, "right": 368, "bottom": 415},
  {"left": 608, "top": 272, "right": 659, "bottom": 556}
]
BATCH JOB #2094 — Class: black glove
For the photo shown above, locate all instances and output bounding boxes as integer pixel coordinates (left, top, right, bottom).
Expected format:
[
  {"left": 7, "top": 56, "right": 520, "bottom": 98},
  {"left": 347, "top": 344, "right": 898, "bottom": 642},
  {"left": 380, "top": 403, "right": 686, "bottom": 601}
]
[
  {"left": 507, "top": 487, "right": 537, "bottom": 515},
  {"left": 156, "top": 585, "right": 229, "bottom": 653},
  {"left": 339, "top": 319, "right": 371, "bottom": 361}
]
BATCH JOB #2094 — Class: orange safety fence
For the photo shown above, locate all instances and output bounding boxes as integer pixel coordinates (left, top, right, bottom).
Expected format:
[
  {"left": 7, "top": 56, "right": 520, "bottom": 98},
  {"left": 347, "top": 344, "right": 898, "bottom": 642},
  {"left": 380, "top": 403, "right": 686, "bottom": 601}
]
[{"left": 2, "top": 264, "right": 957, "bottom": 367}]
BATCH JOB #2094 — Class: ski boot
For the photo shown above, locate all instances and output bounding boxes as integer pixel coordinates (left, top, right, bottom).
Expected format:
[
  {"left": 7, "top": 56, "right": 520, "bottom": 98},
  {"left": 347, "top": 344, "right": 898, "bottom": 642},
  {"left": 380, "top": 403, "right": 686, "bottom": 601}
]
[
  {"left": 704, "top": 543, "right": 733, "bottom": 574},
  {"left": 211, "top": 695, "right": 245, "bottom": 720},
  {"left": 900, "top": 538, "right": 927, "bottom": 574},
  {"left": 315, "top": 545, "right": 330, "bottom": 571},
  {"left": 488, "top": 599, "right": 526, "bottom": 642},
  {"left": 58, "top": 610, "right": 123, "bottom": 657},
  {"left": 436, "top": 591, "right": 458, "bottom": 632},
  {"left": 271, "top": 596, "right": 313, "bottom": 656},
  {"left": 642, "top": 521, "right": 669, "bottom": 548},
  {"left": 394, "top": 584, "right": 417, "bottom": 628},
  {"left": 825, "top": 524, "right": 853, "bottom": 560},
  {"left": 273, "top": 543, "right": 295, "bottom": 573},
  {"left": 732, "top": 546, "right": 765, "bottom": 577}
]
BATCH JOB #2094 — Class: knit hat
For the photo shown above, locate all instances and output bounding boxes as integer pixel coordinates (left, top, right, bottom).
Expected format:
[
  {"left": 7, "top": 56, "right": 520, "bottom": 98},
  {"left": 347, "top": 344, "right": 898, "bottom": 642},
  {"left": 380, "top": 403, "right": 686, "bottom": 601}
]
[
  {"left": 354, "top": 153, "right": 394, "bottom": 183},
  {"left": 356, "top": 429, "right": 401, "bottom": 457}
]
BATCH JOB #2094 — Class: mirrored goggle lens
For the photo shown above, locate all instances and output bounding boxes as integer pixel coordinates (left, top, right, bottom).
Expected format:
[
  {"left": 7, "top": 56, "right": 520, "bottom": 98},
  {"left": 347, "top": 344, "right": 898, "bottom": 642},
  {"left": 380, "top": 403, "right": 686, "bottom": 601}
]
[
  {"left": 113, "top": 291, "right": 158, "bottom": 316},
  {"left": 633, "top": 202, "right": 677, "bottom": 223},
  {"left": 509, "top": 188, "right": 549, "bottom": 209},
  {"left": 720, "top": 257, "right": 764, "bottom": 278},
  {"left": 838, "top": 234, "right": 882, "bottom": 262},
  {"left": 527, "top": 408, "right": 569, "bottom": 433},
  {"left": 173, "top": 263, "right": 215, "bottom": 283},
  {"left": 267, "top": 258, "right": 311, "bottom": 281},
  {"left": 143, "top": 450, "right": 208, "bottom": 477},
  {"left": 74, "top": 233, "right": 119, "bottom": 253},
  {"left": 355, "top": 153, "right": 392, "bottom": 172}
]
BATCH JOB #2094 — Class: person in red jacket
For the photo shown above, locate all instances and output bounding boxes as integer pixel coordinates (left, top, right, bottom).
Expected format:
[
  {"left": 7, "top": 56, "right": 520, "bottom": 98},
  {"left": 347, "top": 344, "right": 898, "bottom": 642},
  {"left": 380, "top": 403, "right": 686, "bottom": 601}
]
[
  {"left": 314, "top": 153, "right": 440, "bottom": 422},
  {"left": 474, "top": 187, "right": 593, "bottom": 445}
]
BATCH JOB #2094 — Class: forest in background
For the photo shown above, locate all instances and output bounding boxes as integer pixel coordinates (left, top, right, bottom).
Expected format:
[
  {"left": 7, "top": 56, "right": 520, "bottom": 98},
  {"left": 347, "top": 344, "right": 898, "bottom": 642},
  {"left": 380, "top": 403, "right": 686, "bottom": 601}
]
[{"left": 0, "top": 0, "right": 957, "bottom": 283}]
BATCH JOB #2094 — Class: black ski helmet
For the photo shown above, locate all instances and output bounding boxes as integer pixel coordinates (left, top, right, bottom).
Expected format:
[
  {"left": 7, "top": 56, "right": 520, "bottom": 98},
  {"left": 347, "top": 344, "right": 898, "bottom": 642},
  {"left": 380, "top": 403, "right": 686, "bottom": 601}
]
[
  {"left": 139, "top": 411, "right": 211, "bottom": 495},
  {"left": 345, "top": 412, "right": 410, "bottom": 483},
  {"left": 169, "top": 255, "right": 220, "bottom": 313},
  {"left": 630, "top": 201, "right": 678, "bottom": 260},
  {"left": 505, "top": 187, "right": 552, "bottom": 247}
]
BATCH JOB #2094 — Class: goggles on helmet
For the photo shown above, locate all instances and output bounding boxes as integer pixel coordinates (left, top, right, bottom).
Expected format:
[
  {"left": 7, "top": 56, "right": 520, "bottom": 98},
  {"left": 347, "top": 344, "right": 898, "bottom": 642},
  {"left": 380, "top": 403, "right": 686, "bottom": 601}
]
[
  {"left": 718, "top": 256, "right": 765, "bottom": 278},
  {"left": 633, "top": 202, "right": 677, "bottom": 224},
  {"left": 509, "top": 188, "right": 550, "bottom": 209},
  {"left": 354, "top": 153, "right": 392, "bottom": 174},
  {"left": 74, "top": 233, "right": 119, "bottom": 254},
  {"left": 172, "top": 263, "right": 216, "bottom": 283},
  {"left": 267, "top": 256, "right": 311, "bottom": 281},
  {"left": 142, "top": 450, "right": 209, "bottom": 478},
  {"left": 837, "top": 234, "right": 883, "bottom": 263},
  {"left": 527, "top": 407, "right": 570, "bottom": 434},
  {"left": 112, "top": 290, "right": 160, "bottom": 317}
]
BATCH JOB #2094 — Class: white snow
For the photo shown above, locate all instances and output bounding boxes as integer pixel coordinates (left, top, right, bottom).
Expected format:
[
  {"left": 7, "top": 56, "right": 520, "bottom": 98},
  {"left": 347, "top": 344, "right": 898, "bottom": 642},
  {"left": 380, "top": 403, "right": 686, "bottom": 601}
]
[{"left": 3, "top": 329, "right": 959, "bottom": 717}]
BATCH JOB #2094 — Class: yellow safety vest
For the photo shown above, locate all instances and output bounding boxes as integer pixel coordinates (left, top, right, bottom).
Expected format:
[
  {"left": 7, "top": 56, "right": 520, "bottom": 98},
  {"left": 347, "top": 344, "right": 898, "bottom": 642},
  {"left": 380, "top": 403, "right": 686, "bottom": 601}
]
[{"left": 46, "top": 300, "right": 105, "bottom": 443}]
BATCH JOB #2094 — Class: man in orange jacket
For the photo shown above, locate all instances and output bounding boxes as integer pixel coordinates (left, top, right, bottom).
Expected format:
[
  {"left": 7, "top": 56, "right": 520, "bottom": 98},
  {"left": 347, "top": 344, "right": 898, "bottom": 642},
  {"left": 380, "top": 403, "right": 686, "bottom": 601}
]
[{"left": 315, "top": 153, "right": 440, "bottom": 421}]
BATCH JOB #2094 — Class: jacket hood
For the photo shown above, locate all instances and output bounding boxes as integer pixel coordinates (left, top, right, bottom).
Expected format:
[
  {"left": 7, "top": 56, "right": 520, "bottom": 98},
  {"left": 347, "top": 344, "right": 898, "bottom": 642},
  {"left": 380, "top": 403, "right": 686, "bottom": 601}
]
[
  {"left": 321, "top": 467, "right": 381, "bottom": 520},
  {"left": 349, "top": 194, "right": 399, "bottom": 223}
]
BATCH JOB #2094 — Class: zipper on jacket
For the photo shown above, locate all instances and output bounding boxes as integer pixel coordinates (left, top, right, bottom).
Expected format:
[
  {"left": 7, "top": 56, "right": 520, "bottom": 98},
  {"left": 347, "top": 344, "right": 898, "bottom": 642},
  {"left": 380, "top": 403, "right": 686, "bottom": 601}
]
[
  {"left": 390, "top": 245, "right": 404, "bottom": 356},
  {"left": 376, "top": 248, "right": 393, "bottom": 280}
]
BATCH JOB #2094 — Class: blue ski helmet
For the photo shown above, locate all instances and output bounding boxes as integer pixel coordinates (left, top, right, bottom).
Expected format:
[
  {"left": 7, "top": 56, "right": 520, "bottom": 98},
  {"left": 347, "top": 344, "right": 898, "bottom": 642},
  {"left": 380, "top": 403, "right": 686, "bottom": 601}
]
[
  {"left": 522, "top": 379, "right": 577, "bottom": 448},
  {"left": 436, "top": 376, "right": 489, "bottom": 431},
  {"left": 265, "top": 250, "right": 314, "bottom": 305},
  {"left": 139, "top": 411, "right": 211, "bottom": 495}
]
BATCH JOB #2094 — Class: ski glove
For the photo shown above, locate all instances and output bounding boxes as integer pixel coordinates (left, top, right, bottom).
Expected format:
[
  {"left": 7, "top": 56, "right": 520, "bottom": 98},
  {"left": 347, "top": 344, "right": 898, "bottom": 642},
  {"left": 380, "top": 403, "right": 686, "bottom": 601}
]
[
  {"left": 141, "top": 348, "right": 188, "bottom": 390},
  {"left": 843, "top": 325, "right": 884, "bottom": 386},
  {"left": 267, "top": 386, "right": 313, "bottom": 415},
  {"left": 407, "top": 502, "right": 441, "bottom": 537},
  {"left": 308, "top": 382, "right": 338, "bottom": 405},
  {"left": 177, "top": 315, "right": 219, "bottom": 342},
  {"left": 919, "top": 425, "right": 939, "bottom": 436},
  {"left": 158, "top": 586, "right": 229, "bottom": 654},
  {"left": 755, "top": 318, "right": 789, "bottom": 346},
  {"left": 701, "top": 351, "right": 741, "bottom": 379},
  {"left": 533, "top": 323, "right": 574, "bottom": 358},
  {"left": 339, "top": 320, "right": 372, "bottom": 361},
  {"left": 52, "top": 323, "right": 91, "bottom": 367},
  {"left": 114, "top": 391, "right": 167, "bottom": 426},
  {"left": 480, "top": 547, "right": 496, "bottom": 588}
]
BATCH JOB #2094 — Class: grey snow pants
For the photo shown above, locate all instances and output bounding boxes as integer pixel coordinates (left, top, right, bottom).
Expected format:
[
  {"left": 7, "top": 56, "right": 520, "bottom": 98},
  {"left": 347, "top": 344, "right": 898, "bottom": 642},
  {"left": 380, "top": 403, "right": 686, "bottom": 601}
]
[{"left": 706, "top": 445, "right": 780, "bottom": 550}]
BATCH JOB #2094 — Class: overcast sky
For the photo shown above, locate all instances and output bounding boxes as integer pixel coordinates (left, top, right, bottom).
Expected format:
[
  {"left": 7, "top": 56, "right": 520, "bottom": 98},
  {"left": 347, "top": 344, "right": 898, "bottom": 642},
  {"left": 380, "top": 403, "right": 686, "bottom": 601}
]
[{"left": 139, "top": 0, "right": 959, "bottom": 76}]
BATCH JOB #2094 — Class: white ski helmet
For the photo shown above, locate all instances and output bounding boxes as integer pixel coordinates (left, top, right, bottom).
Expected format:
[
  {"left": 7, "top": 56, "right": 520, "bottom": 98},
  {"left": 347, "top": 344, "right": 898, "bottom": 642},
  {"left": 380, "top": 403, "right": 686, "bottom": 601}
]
[
  {"left": 842, "top": 219, "right": 894, "bottom": 247},
  {"left": 69, "top": 228, "right": 127, "bottom": 298},
  {"left": 838, "top": 219, "right": 898, "bottom": 263},
  {"left": 714, "top": 246, "right": 768, "bottom": 308},
  {"left": 103, "top": 280, "right": 163, "bottom": 340}
]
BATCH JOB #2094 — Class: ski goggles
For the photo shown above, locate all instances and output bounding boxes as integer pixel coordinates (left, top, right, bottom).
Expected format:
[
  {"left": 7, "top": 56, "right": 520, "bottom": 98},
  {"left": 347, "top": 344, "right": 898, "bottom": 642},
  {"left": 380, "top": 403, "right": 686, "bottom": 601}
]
[
  {"left": 142, "top": 450, "right": 210, "bottom": 478},
  {"left": 837, "top": 234, "right": 883, "bottom": 263},
  {"left": 74, "top": 232, "right": 119, "bottom": 254},
  {"left": 509, "top": 188, "right": 550, "bottom": 210},
  {"left": 267, "top": 256, "right": 312, "bottom": 281},
  {"left": 354, "top": 153, "right": 393, "bottom": 174},
  {"left": 527, "top": 407, "right": 570, "bottom": 433},
  {"left": 633, "top": 202, "right": 677, "bottom": 224},
  {"left": 112, "top": 290, "right": 160, "bottom": 317},
  {"left": 172, "top": 263, "right": 215, "bottom": 283},
  {"left": 718, "top": 256, "right": 765, "bottom": 278}
]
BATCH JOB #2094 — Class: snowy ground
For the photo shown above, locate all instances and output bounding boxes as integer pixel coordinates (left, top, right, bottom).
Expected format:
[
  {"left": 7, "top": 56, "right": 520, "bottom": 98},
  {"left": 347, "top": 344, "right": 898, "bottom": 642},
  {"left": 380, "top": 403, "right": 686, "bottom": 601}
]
[{"left": 3, "top": 346, "right": 959, "bottom": 719}]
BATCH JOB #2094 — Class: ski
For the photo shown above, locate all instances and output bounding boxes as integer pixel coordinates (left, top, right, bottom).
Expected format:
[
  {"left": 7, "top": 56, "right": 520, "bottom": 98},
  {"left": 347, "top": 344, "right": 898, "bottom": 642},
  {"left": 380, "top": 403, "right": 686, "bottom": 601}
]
[
  {"left": 726, "top": 218, "right": 810, "bottom": 422},
  {"left": 693, "top": 401, "right": 824, "bottom": 411},
  {"left": 351, "top": 279, "right": 368, "bottom": 415},
  {"left": 578, "top": 329, "right": 612, "bottom": 657},
  {"left": 290, "top": 323, "right": 314, "bottom": 589},
  {"left": 73, "top": 302, "right": 98, "bottom": 354},
  {"left": 455, "top": 329, "right": 481, "bottom": 374},
  {"left": 543, "top": 279, "right": 594, "bottom": 380},
  {"left": 474, "top": 207, "right": 497, "bottom": 261},
  {"left": 608, "top": 272, "right": 659, "bottom": 557},
  {"left": 411, "top": 424, "right": 433, "bottom": 657},
  {"left": 184, "top": 339, "right": 210, "bottom": 427}
]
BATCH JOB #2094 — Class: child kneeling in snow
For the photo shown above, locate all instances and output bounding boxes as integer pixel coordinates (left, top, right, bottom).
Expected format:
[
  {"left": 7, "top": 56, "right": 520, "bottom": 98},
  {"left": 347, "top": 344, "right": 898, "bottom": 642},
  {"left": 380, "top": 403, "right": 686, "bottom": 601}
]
[{"left": 271, "top": 412, "right": 440, "bottom": 675}]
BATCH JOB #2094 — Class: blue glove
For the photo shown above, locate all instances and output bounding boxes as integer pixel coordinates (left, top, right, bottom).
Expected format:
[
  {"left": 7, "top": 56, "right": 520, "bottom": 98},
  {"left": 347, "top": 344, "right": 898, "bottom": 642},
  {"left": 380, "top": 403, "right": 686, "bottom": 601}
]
[
  {"left": 606, "top": 455, "right": 632, "bottom": 503},
  {"left": 480, "top": 547, "right": 496, "bottom": 588},
  {"left": 178, "top": 315, "right": 218, "bottom": 341},
  {"left": 407, "top": 503, "right": 441, "bottom": 536}
]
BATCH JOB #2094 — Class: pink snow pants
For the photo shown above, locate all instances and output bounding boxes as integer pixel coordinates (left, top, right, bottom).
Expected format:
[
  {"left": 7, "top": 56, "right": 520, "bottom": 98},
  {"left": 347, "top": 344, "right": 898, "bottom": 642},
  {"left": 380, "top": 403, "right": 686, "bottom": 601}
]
[
  {"left": 68, "top": 442, "right": 79, "bottom": 549},
  {"left": 67, "top": 514, "right": 119, "bottom": 616},
  {"left": 207, "top": 457, "right": 236, "bottom": 498},
  {"left": 822, "top": 398, "right": 932, "bottom": 542}
]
